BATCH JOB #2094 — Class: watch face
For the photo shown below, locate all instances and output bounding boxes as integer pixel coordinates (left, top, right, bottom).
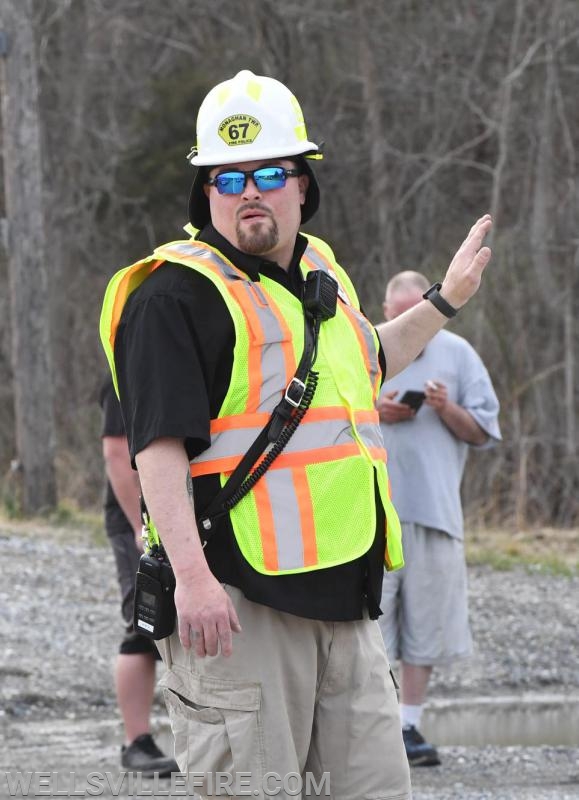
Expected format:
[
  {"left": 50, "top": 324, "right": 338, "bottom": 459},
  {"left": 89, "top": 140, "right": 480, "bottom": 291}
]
[
  {"left": 423, "top": 284, "right": 456, "bottom": 318},
  {"left": 423, "top": 283, "right": 441, "bottom": 300}
]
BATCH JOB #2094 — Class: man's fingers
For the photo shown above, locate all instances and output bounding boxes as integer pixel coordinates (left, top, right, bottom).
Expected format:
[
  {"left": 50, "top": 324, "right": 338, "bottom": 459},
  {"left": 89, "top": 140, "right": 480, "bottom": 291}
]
[
  {"left": 176, "top": 586, "right": 241, "bottom": 659},
  {"left": 468, "top": 214, "right": 492, "bottom": 238},
  {"left": 217, "top": 619, "right": 233, "bottom": 658},
  {"left": 228, "top": 597, "right": 242, "bottom": 633},
  {"left": 179, "top": 618, "right": 192, "bottom": 650},
  {"left": 462, "top": 217, "right": 491, "bottom": 257},
  {"left": 200, "top": 623, "right": 216, "bottom": 657},
  {"left": 474, "top": 245, "right": 492, "bottom": 270},
  {"left": 472, "top": 223, "right": 492, "bottom": 253},
  {"left": 466, "top": 245, "right": 492, "bottom": 283}
]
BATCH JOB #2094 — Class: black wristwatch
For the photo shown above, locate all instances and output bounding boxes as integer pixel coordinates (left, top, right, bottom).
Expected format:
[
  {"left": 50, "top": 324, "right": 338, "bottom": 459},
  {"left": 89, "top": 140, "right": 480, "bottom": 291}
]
[{"left": 423, "top": 282, "right": 458, "bottom": 318}]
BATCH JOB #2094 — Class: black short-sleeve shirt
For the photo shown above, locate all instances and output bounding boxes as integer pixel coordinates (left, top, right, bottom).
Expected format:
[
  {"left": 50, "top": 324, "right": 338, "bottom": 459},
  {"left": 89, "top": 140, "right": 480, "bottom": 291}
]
[{"left": 114, "top": 224, "right": 387, "bottom": 621}]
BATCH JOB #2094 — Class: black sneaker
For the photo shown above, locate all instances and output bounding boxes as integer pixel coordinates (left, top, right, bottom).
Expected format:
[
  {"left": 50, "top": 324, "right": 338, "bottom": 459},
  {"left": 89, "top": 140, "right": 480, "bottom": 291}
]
[
  {"left": 402, "top": 725, "right": 441, "bottom": 767},
  {"left": 121, "top": 733, "right": 179, "bottom": 777}
]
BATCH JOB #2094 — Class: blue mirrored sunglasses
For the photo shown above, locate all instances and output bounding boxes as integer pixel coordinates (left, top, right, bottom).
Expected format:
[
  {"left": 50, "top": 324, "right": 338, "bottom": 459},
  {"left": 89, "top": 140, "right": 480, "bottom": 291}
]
[{"left": 207, "top": 166, "right": 301, "bottom": 195}]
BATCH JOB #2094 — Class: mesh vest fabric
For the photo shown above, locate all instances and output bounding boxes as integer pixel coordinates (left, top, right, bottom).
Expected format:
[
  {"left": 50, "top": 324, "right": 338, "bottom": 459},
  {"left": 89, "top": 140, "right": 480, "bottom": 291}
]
[{"left": 100, "top": 236, "right": 404, "bottom": 576}]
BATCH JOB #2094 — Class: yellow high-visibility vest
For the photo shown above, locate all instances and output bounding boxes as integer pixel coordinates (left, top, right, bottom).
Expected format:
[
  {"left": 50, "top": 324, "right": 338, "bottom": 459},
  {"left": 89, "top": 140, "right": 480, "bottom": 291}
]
[{"left": 100, "top": 234, "right": 404, "bottom": 575}]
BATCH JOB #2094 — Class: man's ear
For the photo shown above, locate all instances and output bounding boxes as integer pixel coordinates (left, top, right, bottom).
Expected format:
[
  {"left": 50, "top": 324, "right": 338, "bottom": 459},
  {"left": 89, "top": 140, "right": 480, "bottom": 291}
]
[
  {"left": 298, "top": 173, "right": 309, "bottom": 204},
  {"left": 203, "top": 184, "right": 211, "bottom": 199}
]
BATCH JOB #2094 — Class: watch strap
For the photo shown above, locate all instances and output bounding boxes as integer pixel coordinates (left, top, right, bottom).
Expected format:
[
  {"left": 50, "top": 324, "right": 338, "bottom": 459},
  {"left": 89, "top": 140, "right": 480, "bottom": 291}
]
[{"left": 423, "top": 282, "right": 458, "bottom": 318}]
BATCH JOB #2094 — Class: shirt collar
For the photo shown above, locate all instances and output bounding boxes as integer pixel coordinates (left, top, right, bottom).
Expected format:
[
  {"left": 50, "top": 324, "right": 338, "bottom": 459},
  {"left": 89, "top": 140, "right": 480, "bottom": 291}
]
[{"left": 195, "top": 223, "right": 308, "bottom": 283}]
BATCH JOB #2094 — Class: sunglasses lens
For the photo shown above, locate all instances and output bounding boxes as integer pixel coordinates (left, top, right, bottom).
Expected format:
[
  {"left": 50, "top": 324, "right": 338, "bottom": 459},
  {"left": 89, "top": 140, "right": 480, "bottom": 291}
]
[
  {"left": 212, "top": 167, "right": 290, "bottom": 194},
  {"left": 215, "top": 172, "right": 246, "bottom": 194},
  {"left": 253, "top": 167, "right": 287, "bottom": 192}
]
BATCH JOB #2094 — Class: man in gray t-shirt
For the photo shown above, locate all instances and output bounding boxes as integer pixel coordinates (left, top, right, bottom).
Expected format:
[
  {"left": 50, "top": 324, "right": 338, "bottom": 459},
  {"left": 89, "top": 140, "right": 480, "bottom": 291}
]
[{"left": 377, "top": 271, "right": 501, "bottom": 767}]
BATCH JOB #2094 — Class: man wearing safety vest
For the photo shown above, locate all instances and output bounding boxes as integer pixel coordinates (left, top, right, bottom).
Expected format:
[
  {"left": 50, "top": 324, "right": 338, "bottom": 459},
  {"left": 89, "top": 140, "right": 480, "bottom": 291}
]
[{"left": 100, "top": 70, "right": 492, "bottom": 800}]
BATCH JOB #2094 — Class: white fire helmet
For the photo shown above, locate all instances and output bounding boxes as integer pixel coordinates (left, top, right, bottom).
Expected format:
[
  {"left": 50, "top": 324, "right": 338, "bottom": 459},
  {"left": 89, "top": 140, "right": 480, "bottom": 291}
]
[{"left": 187, "top": 70, "right": 322, "bottom": 228}]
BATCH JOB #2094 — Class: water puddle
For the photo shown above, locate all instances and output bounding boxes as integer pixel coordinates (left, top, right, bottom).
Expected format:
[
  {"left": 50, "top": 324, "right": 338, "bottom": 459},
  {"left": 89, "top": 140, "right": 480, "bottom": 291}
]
[
  {"left": 422, "top": 693, "right": 579, "bottom": 746},
  {"left": 153, "top": 693, "right": 579, "bottom": 751}
]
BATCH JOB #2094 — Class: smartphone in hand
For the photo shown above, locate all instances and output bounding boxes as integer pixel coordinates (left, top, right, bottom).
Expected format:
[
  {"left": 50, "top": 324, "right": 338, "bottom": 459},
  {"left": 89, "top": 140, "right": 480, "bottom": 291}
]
[{"left": 398, "top": 390, "right": 426, "bottom": 412}]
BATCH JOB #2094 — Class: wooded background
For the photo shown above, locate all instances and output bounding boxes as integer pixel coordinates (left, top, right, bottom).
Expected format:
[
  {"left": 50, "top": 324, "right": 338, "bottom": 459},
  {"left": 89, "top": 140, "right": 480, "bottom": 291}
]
[{"left": 1, "top": 0, "right": 578, "bottom": 528}]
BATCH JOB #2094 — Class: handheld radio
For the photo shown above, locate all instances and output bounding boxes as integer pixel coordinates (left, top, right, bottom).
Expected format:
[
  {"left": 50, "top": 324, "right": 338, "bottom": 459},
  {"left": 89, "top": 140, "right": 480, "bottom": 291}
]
[{"left": 134, "top": 550, "right": 176, "bottom": 640}]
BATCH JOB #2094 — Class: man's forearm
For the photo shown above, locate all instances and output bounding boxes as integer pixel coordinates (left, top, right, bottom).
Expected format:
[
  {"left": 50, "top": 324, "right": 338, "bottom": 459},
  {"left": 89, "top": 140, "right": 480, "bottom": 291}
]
[
  {"left": 135, "top": 437, "right": 211, "bottom": 580},
  {"left": 103, "top": 437, "right": 142, "bottom": 533},
  {"left": 376, "top": 300, "right": 448, "bottom": 379},
  {"left": 438, "top": 402, "right": 488, "bottom": 445}
]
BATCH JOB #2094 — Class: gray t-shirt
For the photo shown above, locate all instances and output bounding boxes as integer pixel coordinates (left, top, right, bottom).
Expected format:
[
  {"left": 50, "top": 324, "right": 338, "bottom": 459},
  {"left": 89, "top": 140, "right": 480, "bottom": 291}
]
[{"left": 379, "top": 329, "right": 501, "bottom": 540}]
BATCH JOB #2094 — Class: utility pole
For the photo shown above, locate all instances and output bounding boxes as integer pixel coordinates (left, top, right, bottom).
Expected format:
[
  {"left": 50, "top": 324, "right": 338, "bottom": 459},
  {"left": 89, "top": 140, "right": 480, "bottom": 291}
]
[{"left": 0, "top": 0, "right": 57, "bottom": 513}]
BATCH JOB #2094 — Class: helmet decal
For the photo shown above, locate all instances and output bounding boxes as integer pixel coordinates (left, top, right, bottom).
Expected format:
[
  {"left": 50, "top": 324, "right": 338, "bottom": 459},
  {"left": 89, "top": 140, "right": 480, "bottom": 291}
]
[{"left": 218, "top": 114, "right": 262, "bottom": 147}]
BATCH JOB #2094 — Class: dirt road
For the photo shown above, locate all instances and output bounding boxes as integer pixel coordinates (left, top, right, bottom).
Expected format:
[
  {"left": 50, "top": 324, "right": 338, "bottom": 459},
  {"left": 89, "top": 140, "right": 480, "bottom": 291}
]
[{"left": 1, "top": 521, "right": 578, "bottom": 799}]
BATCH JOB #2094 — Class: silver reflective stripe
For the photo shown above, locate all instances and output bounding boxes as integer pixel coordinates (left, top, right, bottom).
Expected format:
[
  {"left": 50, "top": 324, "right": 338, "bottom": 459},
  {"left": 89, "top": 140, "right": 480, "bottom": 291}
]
[
  {"left": 305, "top": 245, "right": 379, "bottom": 388},
  {"left": 159, "top": 242, "right": 290, "bottom": 414},
  {"left": 356, "top": 422, "right": 386, "bottom": 451},
  {"left": 158, "top": 242, "right": 242, "bottom": 281},
  {"left": 239, "top": 282, "right": 288, "bottom": 412},
  {"left": 248, "top": 281, "right": 269, "bottom": 305},
  {"left": 194, "top": 417, "right": 358, "bottom": 465},
  {"left": 289, "top": 418, "right": 354, "bottom": 450},
  {"left": 345, "top": 305, "right": 380, "bottom": 389},
  {"left": 194, "top": 426, "right": 266, "bottom": 463},
  {"left": 264, "top": 469, "right": 305, "bottom": 570}
]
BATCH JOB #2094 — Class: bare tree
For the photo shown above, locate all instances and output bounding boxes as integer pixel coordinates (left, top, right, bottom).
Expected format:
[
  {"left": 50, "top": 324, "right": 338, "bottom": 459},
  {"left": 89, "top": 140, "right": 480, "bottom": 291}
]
[
  {"left": 0, "top": 0, "right": 56, "bottom": 513},
  {"left": 0, "top": 0, "right": 577, "bottom": 526}
]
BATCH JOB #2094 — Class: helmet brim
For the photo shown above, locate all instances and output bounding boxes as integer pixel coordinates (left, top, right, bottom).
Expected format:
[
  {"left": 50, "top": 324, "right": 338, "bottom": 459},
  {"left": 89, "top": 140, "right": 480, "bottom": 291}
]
[{"left": 188, "top": 157, "right": 320, "bottom": 230}]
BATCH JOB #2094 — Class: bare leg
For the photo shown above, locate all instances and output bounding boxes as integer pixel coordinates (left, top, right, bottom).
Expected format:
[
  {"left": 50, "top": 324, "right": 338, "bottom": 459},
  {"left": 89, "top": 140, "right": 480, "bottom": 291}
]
[
  {"left": 399, "top": 661, "right": 440, "bottom": 765},
  {"left": 400, "top": 661, "right": 432, "bottom": 706},
  {"left": 115, "top": 652, "right": 156, "bottom": 744}
]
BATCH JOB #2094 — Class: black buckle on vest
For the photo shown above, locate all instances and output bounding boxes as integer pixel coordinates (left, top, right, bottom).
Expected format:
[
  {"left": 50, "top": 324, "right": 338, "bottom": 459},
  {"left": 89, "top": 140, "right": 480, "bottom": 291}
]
[{"left": 284, "top": 377, "right": 306, "bottom": 408}]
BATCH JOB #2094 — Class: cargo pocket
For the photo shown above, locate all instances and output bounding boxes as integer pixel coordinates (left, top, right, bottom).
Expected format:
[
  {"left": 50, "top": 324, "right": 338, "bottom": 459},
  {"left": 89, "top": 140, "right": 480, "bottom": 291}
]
[{"left": 160, "top": 667, "right": 264, "bottom": 796}]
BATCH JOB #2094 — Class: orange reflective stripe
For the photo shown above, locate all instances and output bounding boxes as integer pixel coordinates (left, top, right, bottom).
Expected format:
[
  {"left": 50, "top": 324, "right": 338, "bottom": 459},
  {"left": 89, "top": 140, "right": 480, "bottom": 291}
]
[
  {"left": 384, "top": 539, "right": 393, "bottom": 570},
  {"left": 190, "top": 457, "right": 239, "bottom": 477},
  {"left": 208, "top": 406, "right": 376, "bottom": 433},
  {"left": 210, "top": 412, "right": 271, "bottom": 433},
  {"left": 109, "top": 259, "right": 163, "bottom": 351},
  {"left": 355, "top": 409, "right": 380, "bottom": 424},
  {"left": 302, "top": 406, "right": 347, "bottom": 422},
  {"left": 292, "top": 468, "right": 317, "bottom": 567},
  {"left": 303, "top": 406, "right": 377, "bottom": 424},
  {"left": 229, "top": 281, "right": 263, "bottom": 413},
  {"left": 341, "top": 303, "right": 373, "bottom": 383},
  {"left": 190, "top": 442, "right": 388, "bottom": 478},
  {"left": 253, "top": 479, "right": 278, "bottom": 571},
  {"left": 369, "top": 445, "right": 387, "bottom": 461}
]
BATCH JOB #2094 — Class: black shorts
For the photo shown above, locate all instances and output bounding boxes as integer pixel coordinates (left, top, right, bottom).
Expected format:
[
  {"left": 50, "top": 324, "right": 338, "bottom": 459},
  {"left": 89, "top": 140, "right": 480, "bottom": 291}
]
[{"left": 108, "top": 530, "right": 160, "bottom": 658}]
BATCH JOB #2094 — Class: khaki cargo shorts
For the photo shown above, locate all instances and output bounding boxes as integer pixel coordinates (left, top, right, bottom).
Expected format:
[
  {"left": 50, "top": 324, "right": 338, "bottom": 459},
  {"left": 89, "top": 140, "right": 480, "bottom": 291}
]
[{"left": 156, "top": 584, "right": 411, "bottom": 800}]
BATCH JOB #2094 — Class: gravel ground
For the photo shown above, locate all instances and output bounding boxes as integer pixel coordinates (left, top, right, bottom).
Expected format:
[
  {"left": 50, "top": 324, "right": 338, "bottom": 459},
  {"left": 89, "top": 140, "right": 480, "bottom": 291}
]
[{"left": 0, "top": 521, "right": 578, "bottom": 799}]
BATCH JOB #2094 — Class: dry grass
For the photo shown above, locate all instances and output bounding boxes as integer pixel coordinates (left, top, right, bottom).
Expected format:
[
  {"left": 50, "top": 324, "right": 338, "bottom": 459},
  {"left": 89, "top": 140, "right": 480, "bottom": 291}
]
[
  {"left": 0, "top": 502, "right": 106, "bottom": 547},
  {"left": 466, "top": 526, "right": 579, "bottom": 576},
  {"left": 1, "top": 507, "right": 578, "bottom": 576}
]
